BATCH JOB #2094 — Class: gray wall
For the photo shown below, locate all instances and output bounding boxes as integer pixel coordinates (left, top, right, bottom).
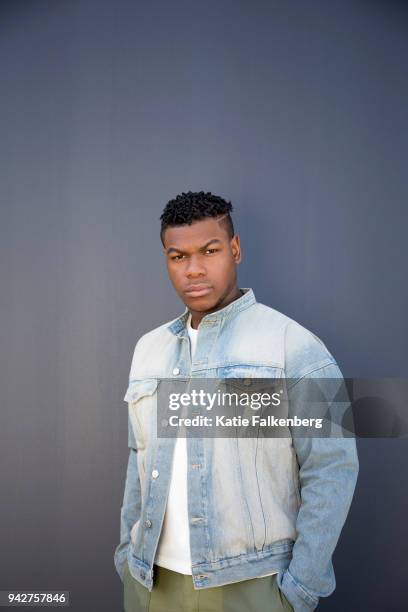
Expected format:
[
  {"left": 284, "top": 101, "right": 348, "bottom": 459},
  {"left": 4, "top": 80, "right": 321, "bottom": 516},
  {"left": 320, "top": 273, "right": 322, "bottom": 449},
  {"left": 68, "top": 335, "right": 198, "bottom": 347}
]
[{"left": 1, "top": 1, "right": 407, "bottom": 610}]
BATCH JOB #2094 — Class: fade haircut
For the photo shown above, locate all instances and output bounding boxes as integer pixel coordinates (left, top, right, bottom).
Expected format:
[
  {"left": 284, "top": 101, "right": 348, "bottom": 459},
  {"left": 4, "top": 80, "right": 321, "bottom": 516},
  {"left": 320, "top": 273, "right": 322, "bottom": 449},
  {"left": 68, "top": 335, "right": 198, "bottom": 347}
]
[{"left": 160, "top": 191, "right": 234, "bottom": 246}]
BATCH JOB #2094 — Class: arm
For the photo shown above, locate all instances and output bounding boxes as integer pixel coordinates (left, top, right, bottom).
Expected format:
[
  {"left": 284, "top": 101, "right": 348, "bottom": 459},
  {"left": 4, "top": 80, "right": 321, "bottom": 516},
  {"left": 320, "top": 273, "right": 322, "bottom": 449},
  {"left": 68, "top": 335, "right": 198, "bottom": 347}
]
[
  {"left": 113, "top": 413, "right": 142, "bottom": 582},
  {"left": 277, "top": 361, "right": 359, "bottom": 611}
]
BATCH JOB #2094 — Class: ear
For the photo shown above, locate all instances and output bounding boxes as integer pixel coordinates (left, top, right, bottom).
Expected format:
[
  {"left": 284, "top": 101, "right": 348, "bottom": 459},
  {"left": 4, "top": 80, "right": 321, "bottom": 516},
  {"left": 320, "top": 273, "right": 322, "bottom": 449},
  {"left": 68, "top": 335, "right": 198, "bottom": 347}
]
[{"left": 231, "top": 234, "right": 242, "bottom": 264}]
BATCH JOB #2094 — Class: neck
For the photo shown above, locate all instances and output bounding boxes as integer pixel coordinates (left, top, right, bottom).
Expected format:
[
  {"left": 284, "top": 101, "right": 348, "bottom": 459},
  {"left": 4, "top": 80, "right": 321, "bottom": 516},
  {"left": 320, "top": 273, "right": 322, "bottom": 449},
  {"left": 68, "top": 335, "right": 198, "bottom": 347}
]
[{"left": 189, "top": 286, "right": 243, "bottom": 329}]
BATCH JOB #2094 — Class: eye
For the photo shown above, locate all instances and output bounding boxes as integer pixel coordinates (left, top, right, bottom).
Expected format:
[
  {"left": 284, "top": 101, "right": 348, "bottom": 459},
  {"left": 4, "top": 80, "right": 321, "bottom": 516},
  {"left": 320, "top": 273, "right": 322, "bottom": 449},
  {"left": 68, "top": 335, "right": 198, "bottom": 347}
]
[
  {"left": 206, "top": 248, "right": 219, "bottom": 254},
  {"left": 171, "top": 254, "right": 184, "bottom": 261}
]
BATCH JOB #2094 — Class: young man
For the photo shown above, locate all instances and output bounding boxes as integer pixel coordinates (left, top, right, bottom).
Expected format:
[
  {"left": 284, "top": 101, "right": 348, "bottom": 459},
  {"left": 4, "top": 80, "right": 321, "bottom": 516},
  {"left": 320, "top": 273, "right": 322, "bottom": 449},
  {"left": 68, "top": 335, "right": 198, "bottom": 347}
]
[{"left": 114, "top": 191, "right": 359, "bottom": 612}]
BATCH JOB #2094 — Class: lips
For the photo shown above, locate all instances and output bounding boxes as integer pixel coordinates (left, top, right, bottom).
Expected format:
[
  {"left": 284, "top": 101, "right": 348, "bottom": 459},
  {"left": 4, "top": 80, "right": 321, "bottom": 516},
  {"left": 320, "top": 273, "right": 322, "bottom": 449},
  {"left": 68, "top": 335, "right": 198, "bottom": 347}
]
[{"left": 184, "top": 284, "right": 213, "bottom": 297}]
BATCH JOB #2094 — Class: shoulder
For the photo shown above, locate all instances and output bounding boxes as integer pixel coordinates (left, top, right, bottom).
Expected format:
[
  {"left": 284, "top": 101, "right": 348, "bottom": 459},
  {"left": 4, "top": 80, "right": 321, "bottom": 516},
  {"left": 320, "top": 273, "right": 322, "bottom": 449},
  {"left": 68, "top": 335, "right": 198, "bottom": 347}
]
[
  {"left": 234, "top": 301, "right": 338, "bottom": 377},
  {"left": 133, "top": 318, "right": 175, "bottom": 350},
  {"left": 245, "top": 300, "right": 330, "bottom": 350},
  {"left": 250, "top": 300, "right": 337, "bottom": 375},
  {"left": 282, "top": 315, "right": 338, "bottom": 379},
  {"left": 126, "top": 315, "right": 180, "bottom": 375}
]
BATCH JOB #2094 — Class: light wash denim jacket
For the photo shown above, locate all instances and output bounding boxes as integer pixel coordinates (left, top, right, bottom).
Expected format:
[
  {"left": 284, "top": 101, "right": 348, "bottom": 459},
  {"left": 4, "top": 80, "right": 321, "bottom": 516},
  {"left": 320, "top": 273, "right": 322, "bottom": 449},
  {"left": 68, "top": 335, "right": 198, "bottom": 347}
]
[{"left": 114, "top": 288, "right": 359, "bottom": 612}]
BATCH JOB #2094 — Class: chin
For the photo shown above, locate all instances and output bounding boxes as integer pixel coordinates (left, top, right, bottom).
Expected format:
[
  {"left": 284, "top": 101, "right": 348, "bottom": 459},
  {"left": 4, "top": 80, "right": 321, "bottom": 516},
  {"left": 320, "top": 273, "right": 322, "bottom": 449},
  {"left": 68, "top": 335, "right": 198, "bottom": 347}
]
[{"left": 184, "top": 295, "right": 218, "bottom": 310}]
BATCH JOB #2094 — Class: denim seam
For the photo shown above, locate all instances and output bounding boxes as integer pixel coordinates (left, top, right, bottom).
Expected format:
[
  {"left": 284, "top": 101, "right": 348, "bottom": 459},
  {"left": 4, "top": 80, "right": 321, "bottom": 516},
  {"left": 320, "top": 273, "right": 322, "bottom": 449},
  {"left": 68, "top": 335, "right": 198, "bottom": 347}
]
[
  {"left": 235, "top": 436, "right": 256, "bottom": 549},
  {"left": 193, "top": 361, "right": 284, "bottom": 370},
  {"left": 192, "top": 539, "right": 294, "bottom": 568},
  {"left": 285, "top": 360, "right": 337, "bottom": 391},
  {"left": 254, "top": 434, "right": 267, "bottom": 551}
]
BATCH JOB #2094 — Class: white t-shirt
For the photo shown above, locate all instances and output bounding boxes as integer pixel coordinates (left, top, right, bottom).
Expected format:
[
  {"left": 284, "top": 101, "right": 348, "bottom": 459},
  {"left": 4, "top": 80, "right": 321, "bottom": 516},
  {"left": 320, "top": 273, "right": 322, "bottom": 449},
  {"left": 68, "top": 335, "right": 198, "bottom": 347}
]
[
  {"left": 154, "top": 311, "right": 198, "bottom": 573},
  {"left": 154, "top": 311, "right": 277, "bottom": 577}
]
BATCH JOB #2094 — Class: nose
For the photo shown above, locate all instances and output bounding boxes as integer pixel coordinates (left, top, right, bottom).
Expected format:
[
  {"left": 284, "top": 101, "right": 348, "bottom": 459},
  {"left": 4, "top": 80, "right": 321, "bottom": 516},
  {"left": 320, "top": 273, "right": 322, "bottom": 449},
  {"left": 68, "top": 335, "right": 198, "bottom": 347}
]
[{"left": 185, "top": 253, "right": 207, "bottom": 278}]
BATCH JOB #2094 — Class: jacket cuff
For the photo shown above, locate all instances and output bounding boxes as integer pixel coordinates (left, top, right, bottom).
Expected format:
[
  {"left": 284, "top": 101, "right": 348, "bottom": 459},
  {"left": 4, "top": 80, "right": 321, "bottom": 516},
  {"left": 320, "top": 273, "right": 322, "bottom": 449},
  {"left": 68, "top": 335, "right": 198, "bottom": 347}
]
[
  {"left": 277, "top": 568, "right": 319, "bottom": 612},
  {"left": 114, "top": 543, "right": 129, "bottom": 583}
]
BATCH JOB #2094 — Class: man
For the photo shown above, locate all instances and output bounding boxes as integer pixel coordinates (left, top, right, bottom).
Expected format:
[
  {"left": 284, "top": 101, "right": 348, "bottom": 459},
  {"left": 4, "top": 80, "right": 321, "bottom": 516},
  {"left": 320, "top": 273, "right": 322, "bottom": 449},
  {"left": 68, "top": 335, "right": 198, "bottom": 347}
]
[{"left": 114, "top": 191, "right": 359, "bottom": 612}]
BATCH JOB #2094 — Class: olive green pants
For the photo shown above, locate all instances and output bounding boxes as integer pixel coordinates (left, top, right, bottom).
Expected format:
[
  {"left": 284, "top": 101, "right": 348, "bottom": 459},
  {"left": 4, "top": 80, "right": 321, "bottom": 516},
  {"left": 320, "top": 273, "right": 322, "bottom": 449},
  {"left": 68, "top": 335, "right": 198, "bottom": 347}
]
[{"left": 123, "top": 562, "right": 294, "bottom": 612}]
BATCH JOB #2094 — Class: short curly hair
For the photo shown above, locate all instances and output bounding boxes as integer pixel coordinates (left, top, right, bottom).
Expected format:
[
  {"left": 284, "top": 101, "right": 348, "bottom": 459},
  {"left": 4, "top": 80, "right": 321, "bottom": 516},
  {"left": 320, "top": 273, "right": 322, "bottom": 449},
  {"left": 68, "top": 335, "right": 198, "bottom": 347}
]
[{"left": 160, "top": 190, "right": 235, "bottom": 246}]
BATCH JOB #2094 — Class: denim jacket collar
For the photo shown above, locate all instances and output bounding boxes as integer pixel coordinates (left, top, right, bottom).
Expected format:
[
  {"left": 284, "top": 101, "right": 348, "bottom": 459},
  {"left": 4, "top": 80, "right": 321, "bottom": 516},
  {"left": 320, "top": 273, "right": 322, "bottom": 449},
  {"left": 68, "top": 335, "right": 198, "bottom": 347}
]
[{"left": 167, "top": 287, "right": 256, "bottom": 336}]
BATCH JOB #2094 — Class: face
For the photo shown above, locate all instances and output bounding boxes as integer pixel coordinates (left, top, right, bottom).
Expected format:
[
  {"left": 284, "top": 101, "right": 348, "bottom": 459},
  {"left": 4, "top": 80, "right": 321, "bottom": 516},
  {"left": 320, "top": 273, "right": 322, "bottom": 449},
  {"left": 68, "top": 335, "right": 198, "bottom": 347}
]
[{"left": 163, "top": 216, "right": 242, "bottom": 323}]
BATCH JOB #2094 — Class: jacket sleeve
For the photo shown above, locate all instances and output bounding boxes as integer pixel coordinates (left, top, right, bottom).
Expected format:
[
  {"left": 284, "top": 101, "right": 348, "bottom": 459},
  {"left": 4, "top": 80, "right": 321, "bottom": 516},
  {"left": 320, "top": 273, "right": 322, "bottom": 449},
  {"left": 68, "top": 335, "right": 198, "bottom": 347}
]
[
  {"left": 276, "top": 360, "right": 359, "bottom": 612},
  {"left": 113, "top": 412, "right": 142, "bottom": 582}
]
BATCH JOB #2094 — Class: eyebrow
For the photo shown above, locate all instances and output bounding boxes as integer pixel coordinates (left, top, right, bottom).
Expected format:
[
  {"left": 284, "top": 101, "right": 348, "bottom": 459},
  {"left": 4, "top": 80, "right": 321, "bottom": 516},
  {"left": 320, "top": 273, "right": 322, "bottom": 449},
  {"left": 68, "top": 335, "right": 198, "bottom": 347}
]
[{"left": 166, "top": 238, "right": 222, "bottom": 255}]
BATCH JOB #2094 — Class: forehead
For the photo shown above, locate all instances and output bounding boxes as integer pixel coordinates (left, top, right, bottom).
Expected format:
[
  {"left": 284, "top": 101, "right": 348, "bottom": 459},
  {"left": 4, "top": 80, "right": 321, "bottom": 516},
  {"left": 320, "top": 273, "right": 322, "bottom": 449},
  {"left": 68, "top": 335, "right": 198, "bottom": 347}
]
[{"left": 163, "top": 217, "right": 229, "bottom": 249}]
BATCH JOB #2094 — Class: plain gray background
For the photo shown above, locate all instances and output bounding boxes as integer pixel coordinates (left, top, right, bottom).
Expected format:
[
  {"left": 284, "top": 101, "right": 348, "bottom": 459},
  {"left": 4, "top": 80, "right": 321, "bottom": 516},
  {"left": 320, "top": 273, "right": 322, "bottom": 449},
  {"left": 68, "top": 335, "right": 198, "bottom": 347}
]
[{"left": 1, "top": 1, "right": 407, "bottom": 610}]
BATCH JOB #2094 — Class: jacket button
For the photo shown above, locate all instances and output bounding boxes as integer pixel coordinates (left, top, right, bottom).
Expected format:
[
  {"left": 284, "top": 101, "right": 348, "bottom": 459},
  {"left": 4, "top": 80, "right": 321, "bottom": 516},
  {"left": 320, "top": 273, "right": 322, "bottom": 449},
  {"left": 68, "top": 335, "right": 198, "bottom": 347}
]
[
  {"left": 152, "top": 469, "right": 159, "bottom": 479},
  {"left": 144, "top": 519, "right": 152, "bottom": 528},
  {"left": 172, "top": 367, "right": 180, "bottom": 375},
  {"left": 140, "top": 570, "right": 145, "bottom": 580}
]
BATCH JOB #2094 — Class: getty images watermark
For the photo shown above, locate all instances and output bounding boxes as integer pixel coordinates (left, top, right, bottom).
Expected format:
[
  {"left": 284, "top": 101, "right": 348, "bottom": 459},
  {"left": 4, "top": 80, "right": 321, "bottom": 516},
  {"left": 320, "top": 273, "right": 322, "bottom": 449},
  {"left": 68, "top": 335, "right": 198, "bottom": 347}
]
[
  {"left": 125, "top": 376, "right": 408, "bottom": 439},
  {"left": 166, "top": 386, "right": 324, "bottom": 430}
]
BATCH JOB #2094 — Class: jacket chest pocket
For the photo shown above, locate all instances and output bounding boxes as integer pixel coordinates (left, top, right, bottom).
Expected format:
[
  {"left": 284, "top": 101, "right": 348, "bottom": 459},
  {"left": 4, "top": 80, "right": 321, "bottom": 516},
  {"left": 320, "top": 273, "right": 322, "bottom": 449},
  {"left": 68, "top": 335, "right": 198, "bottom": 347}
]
[
  {"left": 124, "top": 378, "right": 159, "bottom": 453},
  {"left": 216, "top": 364, "right": 284, "bottom": 413}
]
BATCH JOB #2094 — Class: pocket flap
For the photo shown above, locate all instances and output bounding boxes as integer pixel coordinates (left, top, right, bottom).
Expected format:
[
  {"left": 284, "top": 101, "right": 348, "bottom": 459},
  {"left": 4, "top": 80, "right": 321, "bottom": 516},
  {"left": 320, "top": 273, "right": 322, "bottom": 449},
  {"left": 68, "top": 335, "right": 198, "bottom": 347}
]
[
  {"left": 124, "top": 378, "right": 158, "bottom": 403},
  {"left": 218, "top": 365, "right": 283, "bottom": 394}
]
